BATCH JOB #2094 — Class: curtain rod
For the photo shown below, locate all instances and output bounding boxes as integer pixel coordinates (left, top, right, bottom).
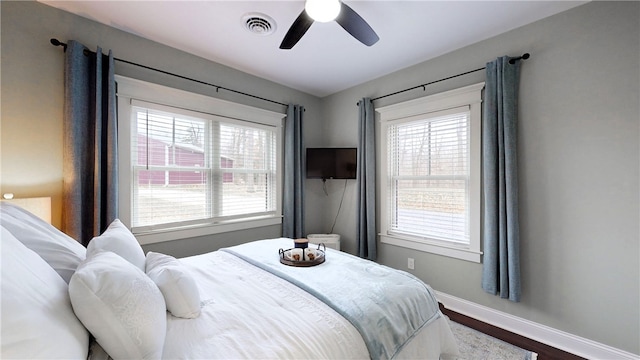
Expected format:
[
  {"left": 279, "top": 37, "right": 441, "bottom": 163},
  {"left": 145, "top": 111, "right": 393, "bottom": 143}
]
[
  {"left": 50, "top": 38, "right": 289, "bottom": 108},
  {"left": 363, "top": 53, "right": 530, "bottom": 105}
]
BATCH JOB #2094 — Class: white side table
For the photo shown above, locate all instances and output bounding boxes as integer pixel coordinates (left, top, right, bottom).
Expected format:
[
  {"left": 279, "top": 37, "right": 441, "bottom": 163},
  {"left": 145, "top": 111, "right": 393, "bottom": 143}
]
[{"left": 307, "top": 234, "right": 340, "bottom": 251}]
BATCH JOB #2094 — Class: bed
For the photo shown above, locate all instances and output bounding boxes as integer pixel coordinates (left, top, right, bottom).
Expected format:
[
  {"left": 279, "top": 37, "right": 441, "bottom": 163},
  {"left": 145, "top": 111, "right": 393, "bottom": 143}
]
[{"left": 0, "top": 202, "right": 459, "bottom": 360}]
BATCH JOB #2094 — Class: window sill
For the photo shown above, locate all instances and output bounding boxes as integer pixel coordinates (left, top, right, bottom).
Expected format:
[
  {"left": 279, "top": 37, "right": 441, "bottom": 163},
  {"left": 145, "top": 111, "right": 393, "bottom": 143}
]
[
  {"left": 133, "top": 216, "right": 282, "bottom": 245},
  {"left": 380, "top": 233, "right": 482, "bottom": 263}
]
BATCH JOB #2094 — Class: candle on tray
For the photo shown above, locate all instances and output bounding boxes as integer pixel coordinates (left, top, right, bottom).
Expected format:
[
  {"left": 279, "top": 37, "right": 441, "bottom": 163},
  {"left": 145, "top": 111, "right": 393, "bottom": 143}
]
[{"left": 294, "top": 238, "right": 309, "bottom": 249}]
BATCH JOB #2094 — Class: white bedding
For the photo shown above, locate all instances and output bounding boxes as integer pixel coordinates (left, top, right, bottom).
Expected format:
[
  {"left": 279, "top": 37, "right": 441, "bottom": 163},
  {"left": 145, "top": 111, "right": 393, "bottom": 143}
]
[
  {"left": 164, "top": 241, "right": 459, "bottom": 359},
  {"left": 163, "top": 250, "right": 369, "bottom": 359},
  {"left": 1, "top": 202, "right": 459, "bottom": 359}
]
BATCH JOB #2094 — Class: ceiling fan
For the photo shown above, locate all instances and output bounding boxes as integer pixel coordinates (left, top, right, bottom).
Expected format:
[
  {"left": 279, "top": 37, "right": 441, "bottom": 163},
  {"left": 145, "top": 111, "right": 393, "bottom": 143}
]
[{"left": 280, "top": 0, "right": 379, "bottom": 50}]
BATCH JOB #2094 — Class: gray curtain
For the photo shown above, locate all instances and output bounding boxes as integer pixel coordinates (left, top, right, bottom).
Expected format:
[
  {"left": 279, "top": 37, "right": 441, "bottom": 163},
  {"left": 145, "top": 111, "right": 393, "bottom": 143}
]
[
  {"left": 481, "top": 56, "right": 522, "bottom": 302},
  {"left": 63, "top": 40, "right": 118, "bottom": 246},
  {"left": 282, "top": 104, "right": 305, "bottom": 239},
  {"left": 357, "top": 98, "right": 376, "bottom": 260}
]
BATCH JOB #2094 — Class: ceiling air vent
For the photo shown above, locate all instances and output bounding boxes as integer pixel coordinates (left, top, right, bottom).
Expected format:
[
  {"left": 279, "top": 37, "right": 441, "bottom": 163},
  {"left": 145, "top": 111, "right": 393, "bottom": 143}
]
[{"left": 242, "top": 13, "right": 276, "bottom": 36}]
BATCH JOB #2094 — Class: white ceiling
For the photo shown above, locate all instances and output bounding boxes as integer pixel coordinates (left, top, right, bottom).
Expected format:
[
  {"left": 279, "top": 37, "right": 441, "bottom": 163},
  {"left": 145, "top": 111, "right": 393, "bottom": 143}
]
[{"left": 40, "top": 1, "right": 585, "bottom": 97}]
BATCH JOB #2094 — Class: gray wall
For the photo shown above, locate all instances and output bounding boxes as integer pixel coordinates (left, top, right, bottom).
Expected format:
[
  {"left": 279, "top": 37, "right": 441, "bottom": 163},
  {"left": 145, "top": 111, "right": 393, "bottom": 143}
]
[
  {"left": 0, "top": 0, "right": 326, "bottom": 254},
  {"left": 321, "top": 1, "right": 639, "bottom": 354}
]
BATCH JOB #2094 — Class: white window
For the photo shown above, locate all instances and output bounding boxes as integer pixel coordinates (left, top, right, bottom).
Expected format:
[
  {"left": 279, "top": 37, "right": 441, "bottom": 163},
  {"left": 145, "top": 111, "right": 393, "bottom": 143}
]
[
  {"left": 377, "top": 83, "right": 484, "bottom": 262},
  {"left": 116, "top": 76, "right": 284, "bottom": 244}
]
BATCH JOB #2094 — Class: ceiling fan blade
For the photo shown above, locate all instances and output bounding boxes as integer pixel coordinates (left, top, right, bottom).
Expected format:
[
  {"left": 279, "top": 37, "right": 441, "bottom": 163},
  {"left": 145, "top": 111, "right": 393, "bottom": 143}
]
[
  {"left": 335, "top": 2, "right": 379, "bottom": 46},
  {"left": 280, "top": 10, "right": 314, "bottom": 50}
]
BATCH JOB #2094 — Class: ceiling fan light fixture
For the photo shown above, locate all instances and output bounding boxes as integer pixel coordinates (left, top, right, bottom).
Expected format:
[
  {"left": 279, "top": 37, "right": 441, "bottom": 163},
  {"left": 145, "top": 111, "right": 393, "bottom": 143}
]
[
  {"left": 280, "top": 0, "right": 378, "bottom": 49},
  {"left": 305, "top": 0, "right": 341, "bottom": 23}
]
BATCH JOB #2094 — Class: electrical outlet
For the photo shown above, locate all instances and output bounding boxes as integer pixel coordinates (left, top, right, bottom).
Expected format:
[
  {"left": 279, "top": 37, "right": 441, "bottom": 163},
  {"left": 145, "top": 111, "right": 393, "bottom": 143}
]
[{"left": 407, "top": 257, "right": 415, "bottom": 270}]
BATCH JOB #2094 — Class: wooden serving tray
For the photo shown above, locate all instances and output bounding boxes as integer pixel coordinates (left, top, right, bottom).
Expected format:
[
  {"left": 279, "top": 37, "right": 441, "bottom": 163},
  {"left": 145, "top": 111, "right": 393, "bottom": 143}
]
[{"left": 279, "top": 244, "right": 326, "bottom": 267}]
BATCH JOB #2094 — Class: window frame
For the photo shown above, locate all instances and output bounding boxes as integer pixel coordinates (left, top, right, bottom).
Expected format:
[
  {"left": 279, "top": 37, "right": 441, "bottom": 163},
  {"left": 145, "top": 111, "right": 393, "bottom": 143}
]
[
  {"left": 376, "top": 82, "right": 484, "bottom": 262},
  {"left": 116, "top": 76, "right": 285, "bottom": 245}
]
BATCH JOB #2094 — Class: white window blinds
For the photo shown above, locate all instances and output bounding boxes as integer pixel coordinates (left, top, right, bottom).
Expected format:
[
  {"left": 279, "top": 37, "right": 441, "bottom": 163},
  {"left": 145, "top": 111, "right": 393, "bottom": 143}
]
[
  {"left": 131, "top": 102, "right": 277, "bottom": 230},
  {"left": 387, "top": 107, "right": 470, "bottom": 245}
]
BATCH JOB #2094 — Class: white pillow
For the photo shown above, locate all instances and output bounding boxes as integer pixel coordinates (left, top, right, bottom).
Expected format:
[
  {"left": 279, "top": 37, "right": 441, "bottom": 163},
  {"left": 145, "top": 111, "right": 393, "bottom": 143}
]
[
  {"left": 0, "top": 202, "right": 86, "bottom": 283},
  {"left": 1, "top": 226, "right": 89, "bottom": 359},
  {"left": 86, "top": 219, "right": 145, "bottom": 271},
  {"left": 146, "top": 251, "right": 202, "bottom": 319},
  {"left": 69, "top": 250, "right": 166, "bottom": 360}
]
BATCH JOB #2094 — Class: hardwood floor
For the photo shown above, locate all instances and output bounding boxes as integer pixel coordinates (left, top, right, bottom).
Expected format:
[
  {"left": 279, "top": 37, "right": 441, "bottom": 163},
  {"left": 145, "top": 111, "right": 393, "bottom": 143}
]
[{"left": 439, "top": 303, "right": 585, "bottom": 360}]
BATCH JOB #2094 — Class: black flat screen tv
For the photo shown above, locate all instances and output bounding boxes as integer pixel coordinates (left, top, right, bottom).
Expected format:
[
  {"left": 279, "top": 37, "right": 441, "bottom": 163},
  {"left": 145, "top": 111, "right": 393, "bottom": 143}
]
[{"left": 306, "top": 148, "right": 357, "bottom": 180}]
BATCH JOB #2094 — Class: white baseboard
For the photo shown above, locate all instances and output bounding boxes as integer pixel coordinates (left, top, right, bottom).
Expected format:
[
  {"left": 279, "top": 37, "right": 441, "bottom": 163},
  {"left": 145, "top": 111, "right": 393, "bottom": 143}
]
[{"left": 435, "top": 291, "right": 639, "bottom": 360}]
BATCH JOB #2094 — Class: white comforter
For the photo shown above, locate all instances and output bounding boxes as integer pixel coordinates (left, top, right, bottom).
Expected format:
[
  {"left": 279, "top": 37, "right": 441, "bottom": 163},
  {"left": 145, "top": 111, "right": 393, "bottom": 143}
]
[{"left": 162, "top": 239, "right": 459, "bottom": 359}]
